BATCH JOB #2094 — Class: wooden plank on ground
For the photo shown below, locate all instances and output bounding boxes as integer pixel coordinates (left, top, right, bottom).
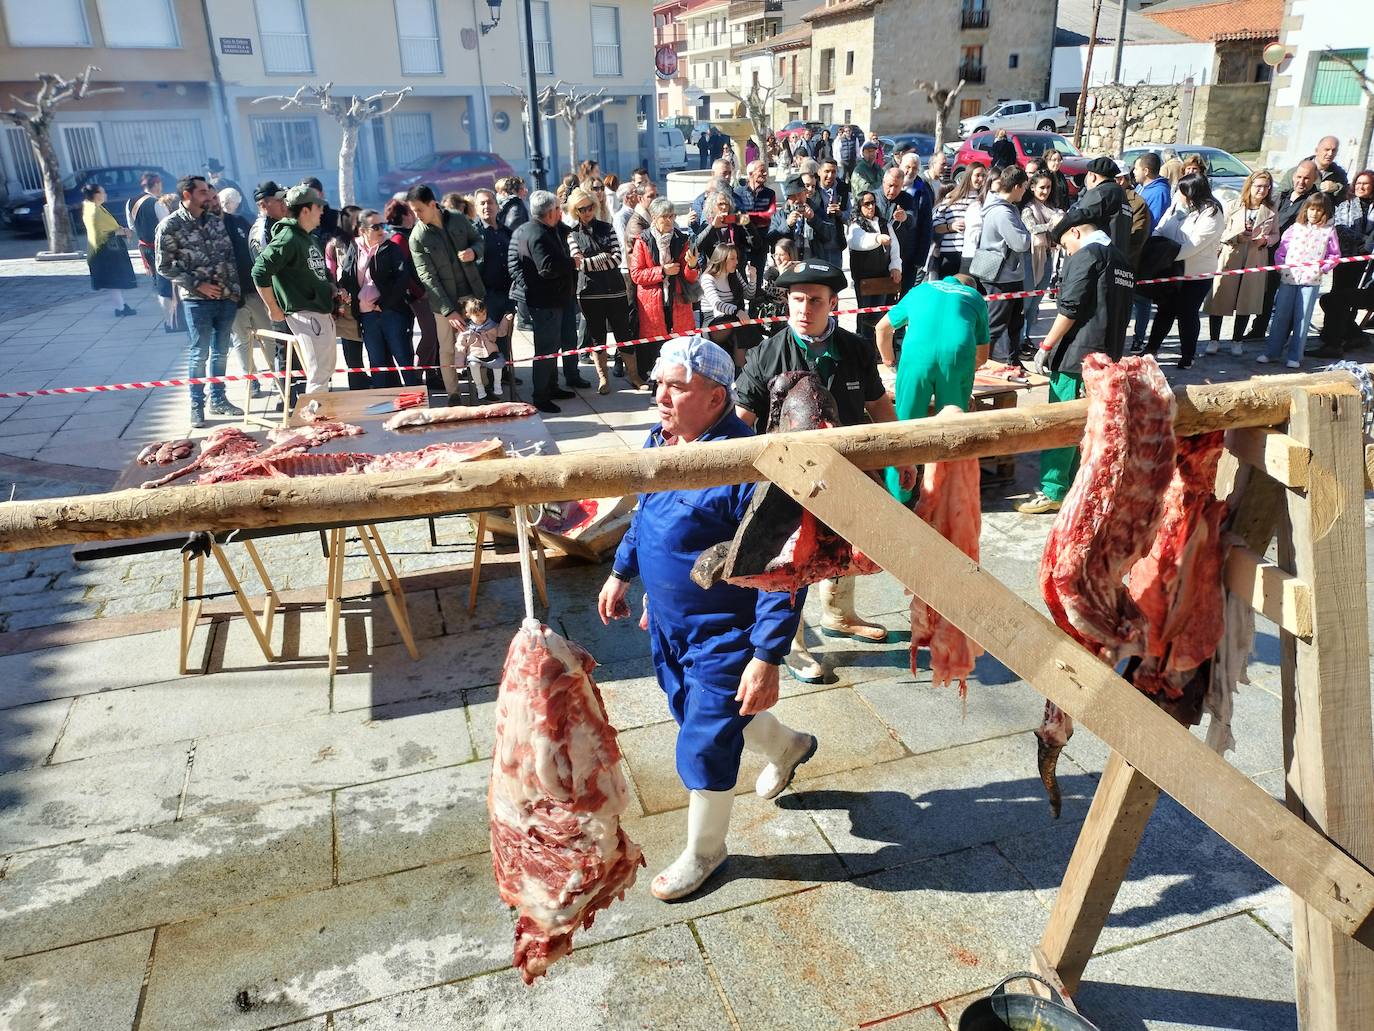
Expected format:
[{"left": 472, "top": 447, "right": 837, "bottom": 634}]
[
  {"left": 1223, "top": 543, "right": 1314, "bottom": 639},
  {"left": 1281, "top": 386, "right": 1374, "bottom": 1030},
  {"left": 754, "top": 438, "right": 1374, "bottom": 949}
]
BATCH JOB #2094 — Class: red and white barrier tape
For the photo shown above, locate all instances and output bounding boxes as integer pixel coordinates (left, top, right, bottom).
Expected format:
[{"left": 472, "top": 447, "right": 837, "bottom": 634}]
[{"left": 2, "top": 253, "right": 1370, "bottom": 401}]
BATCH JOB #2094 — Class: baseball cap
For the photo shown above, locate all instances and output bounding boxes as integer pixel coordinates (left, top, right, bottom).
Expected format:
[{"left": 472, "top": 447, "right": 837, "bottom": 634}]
[
  {"left": 253, "top": 180, "right": 287, "bottom": 203},
  {"left": 783, "top": 173, "right": 809, "bottom": 197},
  {"left": 861, "top": 139, "right": 878, "bottom": 152},
  {"left": 284, "top": 184, "right": 323, "bottom": 208}
]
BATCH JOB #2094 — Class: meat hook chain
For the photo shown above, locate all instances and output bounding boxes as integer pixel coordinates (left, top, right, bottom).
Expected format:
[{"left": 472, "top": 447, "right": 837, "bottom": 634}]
[
  {"left": 1321, "top": 360, "right": 1374, "bottom": 439},
  {"left": 513, "top": 501, "right": 538, "bottom": 629}
]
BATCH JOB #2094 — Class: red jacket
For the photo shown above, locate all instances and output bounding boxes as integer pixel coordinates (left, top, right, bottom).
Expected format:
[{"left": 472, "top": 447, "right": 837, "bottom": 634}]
[{"left": 629, "top": 230, "right": 700, "bottom": 339}]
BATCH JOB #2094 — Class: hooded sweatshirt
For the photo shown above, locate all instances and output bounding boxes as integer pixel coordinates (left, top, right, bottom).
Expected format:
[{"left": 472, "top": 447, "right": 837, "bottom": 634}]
[{"left": 250, "top": 218, "right": 334, "bottom": 314}]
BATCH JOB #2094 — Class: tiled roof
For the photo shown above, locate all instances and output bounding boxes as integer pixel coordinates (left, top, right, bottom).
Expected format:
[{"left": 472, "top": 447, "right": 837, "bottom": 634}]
[
  {"left": 1142, "top": 0, "right": 1281, "bottom": 42},
  {"left": 1056, "top": 0, "right": 1195, "bottom": 46},
  {"left": 737, "top": 20, "right": 812, "bottom": 57},
  {"left": 801, "top": 0, "right": 880, "bottom": 25}
]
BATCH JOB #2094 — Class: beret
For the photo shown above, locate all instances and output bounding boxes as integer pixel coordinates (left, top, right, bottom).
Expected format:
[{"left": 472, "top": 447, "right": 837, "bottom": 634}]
[{"left": 776, "top": 259, "right": 848, "bottom": 292}]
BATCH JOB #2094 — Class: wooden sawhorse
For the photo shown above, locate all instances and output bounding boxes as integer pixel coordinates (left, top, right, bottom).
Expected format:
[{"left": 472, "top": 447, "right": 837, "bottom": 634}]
[
  {"left": 179, "top": 535, "right": 279, "bottom": 675},
  {"left": 322, "top": 523, "right": 420, "bottom": 677}
]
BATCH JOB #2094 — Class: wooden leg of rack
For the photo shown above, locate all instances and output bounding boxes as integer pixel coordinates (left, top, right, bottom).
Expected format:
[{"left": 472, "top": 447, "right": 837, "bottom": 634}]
[
  {"left": 210, "top": 541, "right": 275, "bottom": 663},
  {"left": 241, "top": 539, "right": 280, "bottom": 641},
  {"left": 179, "top": 551, "right": 205, "bottom": 675},
  {"left": 325, "top": 528, "right": 345, "bottom": 678},
  {"left": 468, "top": 513, "right": 487, "bottom": 613},
  {"left": 358, "top": 524, "right": 419, "bottom": 661}
]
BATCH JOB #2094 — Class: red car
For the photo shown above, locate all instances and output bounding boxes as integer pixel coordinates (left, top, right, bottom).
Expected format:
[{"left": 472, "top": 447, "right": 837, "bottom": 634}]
[
  {"left": 952, "top": 131, "right": 1090, "bottom": 197},
  {"left": 774, "top": 120, "right": 824, "bottom": 144},
  {"left": 377, "top": 151, "right": 516, "bottom": 202}
]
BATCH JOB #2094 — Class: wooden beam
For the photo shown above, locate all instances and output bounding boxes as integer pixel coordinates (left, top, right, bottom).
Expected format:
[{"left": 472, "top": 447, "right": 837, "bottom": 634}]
[
  {"left": 754, "top": 438, "right": 1374, "bottom": 948},
  {"left": 1281, "top": 386, "right": 1374, "bottom": 1029},
  {"left": 0, "top": 369, "right": 1361, "bottom": 554},
  {"left": 1040, "top": 752, "right": 1161, "bottom": 994},
  {"left": 1224, "top": 543, "right": 1314, "bottom": 639},
  {"left": 1227, "top": 427, "right": 1311, "bottom": 489}
]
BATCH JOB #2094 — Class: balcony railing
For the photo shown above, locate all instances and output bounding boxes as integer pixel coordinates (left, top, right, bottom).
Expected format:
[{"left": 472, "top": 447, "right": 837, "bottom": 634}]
[
  {"left": 399, "top": 35, "right": 441, "bottom": 75},
  {"left": 261, "top": 32, "right": 312, "bottom": 74},
  {"left": 533, "top": 39, "right": 553, "bottom": 74},
  {"left": 655, "top": 24, "right": 685, "bottom": 46},
  {"left": 593, "top": 43, "right": 622, "bottom": 76},
  {"left": 961, "top": 8, "right": 990, "bottom": 29},
  {"left": 959, "top": 60, "right": 986, "bottom": 84}
]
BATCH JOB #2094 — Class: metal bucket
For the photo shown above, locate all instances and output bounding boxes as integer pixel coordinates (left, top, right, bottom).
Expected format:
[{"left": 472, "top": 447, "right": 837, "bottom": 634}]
[{"left": 958, "top": 973, "right": 1101, "bottom": 1031}]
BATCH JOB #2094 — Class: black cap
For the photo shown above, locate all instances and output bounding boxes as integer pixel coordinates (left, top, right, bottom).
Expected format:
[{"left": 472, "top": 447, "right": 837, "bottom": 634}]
[
  {"left": 253, "top": 180, "right": 286, "bottom": 203},
  {"left": 1085, "top": 156, "right": 1122, "bottom": 178},
  {"left": 1050, "top": 180, "right": 1126, "bottom": 244},
  {"left": 776, "top": 259, "right": 848, "bottom": 293},
  {"left": 782, "top": 173, "right": 808, "bottom": 197}
]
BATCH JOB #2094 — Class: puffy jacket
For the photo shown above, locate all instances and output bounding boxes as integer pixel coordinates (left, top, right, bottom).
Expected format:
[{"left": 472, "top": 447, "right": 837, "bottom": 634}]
[{"left": 409, "top": 210, "right": 485, "bottom": 316}]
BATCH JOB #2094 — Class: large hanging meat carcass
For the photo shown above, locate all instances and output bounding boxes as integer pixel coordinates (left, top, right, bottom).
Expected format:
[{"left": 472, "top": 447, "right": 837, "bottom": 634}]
[
  {"left": 691, "top": 371, "right": 879, "bottom": 595},
  {"left": 488, "top": 620, "right": 644, "bottom": 983}
]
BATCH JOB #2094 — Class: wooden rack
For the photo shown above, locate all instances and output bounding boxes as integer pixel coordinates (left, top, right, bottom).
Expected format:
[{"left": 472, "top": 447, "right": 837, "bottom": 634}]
[{"left": 1, "top": 371, "right": 1371, "bottom": 1026}]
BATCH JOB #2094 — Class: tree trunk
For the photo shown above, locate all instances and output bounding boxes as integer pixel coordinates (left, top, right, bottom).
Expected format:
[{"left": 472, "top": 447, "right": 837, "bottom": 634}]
[
  {"left": 933, "top": 106, "right": 948, "bottom": 154},
  {"left": 33, "top": 127, "right": 71, "bottom": 254},
  {"left": 567, "top": 118, "right": 578, "bottom": 176},
  {"left": 337, "top": 125, "right": 358, "bottom": 209}
]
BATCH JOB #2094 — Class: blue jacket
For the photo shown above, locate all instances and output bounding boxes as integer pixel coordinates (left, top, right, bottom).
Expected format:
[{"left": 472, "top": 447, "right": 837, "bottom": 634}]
[
  {"left": 612, "top": 411, "right": 803, "bottom": 665},
  {"left": 1138, "top": 177, "right": 1171, "bottom": 230}
]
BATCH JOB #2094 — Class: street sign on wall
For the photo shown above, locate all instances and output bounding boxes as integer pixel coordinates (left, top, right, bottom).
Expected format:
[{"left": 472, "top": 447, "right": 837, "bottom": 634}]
[
  {"left": 655, "top": 45, "right": 679, "bottom": 80},
  {"left": 219, "top": 37, "right": 252, "bottom": 55}
]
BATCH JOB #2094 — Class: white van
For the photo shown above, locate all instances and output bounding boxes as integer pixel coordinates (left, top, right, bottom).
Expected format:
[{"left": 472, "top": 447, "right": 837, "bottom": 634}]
[{"left": 656, "top": 127, "right": 687, "bottom": 173}]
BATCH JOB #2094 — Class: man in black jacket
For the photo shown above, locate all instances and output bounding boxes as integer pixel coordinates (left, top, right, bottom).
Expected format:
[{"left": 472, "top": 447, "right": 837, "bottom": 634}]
[
  {"left": 510, "top": 190, "right": 580, "bottom": 413},
  {"left": 813, "top": 159, "right": 849, "bottom": 266},
  {"left": 1317, "top": 169, "right": 1374, "bottom": 355},
  {"left": 987, "top": 129, "right": 1017, "bottom": 171},
  {"left": 1019, "top": 221, "right": 1134, "bottom": 514},
  {"left": 875, "top": 167, "right": 920, "bottom": 290}
]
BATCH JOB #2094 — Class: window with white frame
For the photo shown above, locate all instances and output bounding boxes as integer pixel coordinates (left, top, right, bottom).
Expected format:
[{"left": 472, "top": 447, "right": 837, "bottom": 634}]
[
  {"left": 2, "top": 0, "right": 89, "bottom": 46},
  {"left": 255, "top": 0, "right": 313, "bottom": 75},
  {"left": 391, "top": 112, "right": 434, "bottom": 166},
  {"left": 96, "top": 0, "right": 179, "bottom": 48},
  {"left": 252, "top": 117, "right": 321, "bottom": 173},
  {"left": 591, "top": 5, "right": 621, "bottom": 76},
  {"left": 395, "top": 0, "right": 441, "bottom": 75},
  {"left": 531, "top": 1, "right": 553, "bottom": 75}
]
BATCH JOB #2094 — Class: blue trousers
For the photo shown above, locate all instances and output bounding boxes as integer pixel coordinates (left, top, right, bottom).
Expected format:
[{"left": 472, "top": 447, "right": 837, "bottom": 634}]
[
  {"left": 183, "top": 297, "right": 236, "bottom": 407},
  {"left": 360, "top": 309, "right": 421, "bottom": 388},
  {"left": 1264, "top": 282, "right": 1320, "bottom": 363},
  {"left": 1132, "top": 292, "right": 1152, "bottom": 347},
  {"left": 1023, "top": 261, "right": 1055, "bottom": 343}
]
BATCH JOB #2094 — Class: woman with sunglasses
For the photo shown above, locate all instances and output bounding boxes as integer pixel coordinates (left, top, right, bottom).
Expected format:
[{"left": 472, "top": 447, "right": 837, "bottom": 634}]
[
  {"left": 343, "top": 210, "right": 421, "bottom": 388},
  {"left": 847, "top": 190, "right": 903, "bottom": 342},
  {"left": 567, "top": 187, "right": 633, "bottom": 393},
  {"left": 579, "top": 174, "right": 612, "bottom": 222}
]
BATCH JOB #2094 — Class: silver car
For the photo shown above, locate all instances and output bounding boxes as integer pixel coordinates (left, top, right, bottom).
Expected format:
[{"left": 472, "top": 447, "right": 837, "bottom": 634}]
[{"left": 1120, "top": 144, "right": 1253, "bottom": 207}]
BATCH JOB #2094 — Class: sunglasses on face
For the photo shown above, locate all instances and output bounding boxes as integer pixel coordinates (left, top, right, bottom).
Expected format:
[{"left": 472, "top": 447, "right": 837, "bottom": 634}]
[
  {"left": 861, "top": 200, "right": 877, "bottom": 207},
  {"left": 591, "top": 183, "right": 604, "bottom": 191},
  {"left": 366, "top": 222, "right": 386, "bottom": 232},
  {"left": 576, "top": 205, "right": 595, "bottom": 215}
]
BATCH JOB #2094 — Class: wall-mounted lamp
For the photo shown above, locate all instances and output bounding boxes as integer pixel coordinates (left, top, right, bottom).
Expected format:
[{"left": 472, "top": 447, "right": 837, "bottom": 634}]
[{"left": 480, "top": 0, "right": 503, "bottom": 35}]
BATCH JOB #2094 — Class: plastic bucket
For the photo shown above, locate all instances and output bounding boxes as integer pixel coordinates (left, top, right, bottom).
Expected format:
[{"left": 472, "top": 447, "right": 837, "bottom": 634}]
[{"left": 958, "top": 973, "right": 1101, "bottom": 1031}]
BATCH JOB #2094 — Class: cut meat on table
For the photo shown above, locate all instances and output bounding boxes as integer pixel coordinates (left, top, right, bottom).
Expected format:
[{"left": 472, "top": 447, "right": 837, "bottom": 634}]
[
  {"left": 384, "top": 401, "right": 536, "bottom": 431},
  {"left": 137, "top": 439, "right": 194, "bottom": 466},
  {"left": 691, "top": 371, "right": 881, "bottom": 596},
  {"left": 488, "top": 620, "right": 644, "bottom": 984},
  {"left": 1035, "top": 354, "right": 1177, "bottom": 816},
  {"left": 195, "top": 439, "right": 504, "bottom": 484},
  {"left": 910, "top": 452, "right": 984, "bottom": 697},
  {"left": 264, "top": 420, "right": 364, "bottom": 452},
  {"left": 1126, "top": 431, "right": 1229, "bottom": 699},
  {"left": 139, "top": 427, "right": 259, "bottom": 489}
]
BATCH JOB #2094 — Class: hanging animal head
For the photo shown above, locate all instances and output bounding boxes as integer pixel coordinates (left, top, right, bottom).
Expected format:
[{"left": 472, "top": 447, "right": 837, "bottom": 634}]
[{"left": 765, "top": 370, "right": 840, "bottom": 433}]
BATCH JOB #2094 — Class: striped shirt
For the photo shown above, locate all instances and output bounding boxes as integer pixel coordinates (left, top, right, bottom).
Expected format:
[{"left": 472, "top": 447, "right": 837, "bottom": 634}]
[{"left": 933, "top": 198, "right": 974, "bottom": 255}]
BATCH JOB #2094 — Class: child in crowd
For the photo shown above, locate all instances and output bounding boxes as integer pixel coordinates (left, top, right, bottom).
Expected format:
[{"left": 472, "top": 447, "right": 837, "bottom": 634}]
[
  {"left": 700, "top": 243, "right": 759, "bottom": 365},
  {"left": 1261, "top": 193, "right": 1340, "bottom": 369},
  {"left": 459, "top": 297, "right": 514, "bottom": 399}
]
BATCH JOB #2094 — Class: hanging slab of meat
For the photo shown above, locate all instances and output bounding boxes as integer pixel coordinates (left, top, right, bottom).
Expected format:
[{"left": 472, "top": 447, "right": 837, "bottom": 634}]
[
  {"left": 691, "top": 371, "right": 880, "bottom": 595},
  {"left": 139, "top": 426, "right": 261, "bottom": 489},
  {"left": 384, "top": 401, "right": 536, "bottom": 431},
  {"left": 489, "top": 620, "right": 644, "bottom": 984},
  {"left": 1126, "top": 431, "right": 1229, "bottom": 700},
  {"left": 909, "top": 453, "right": 984, "bottom": 697},
  {"left": 195, "top": 439, "right": 504, "bottom": 484},
  {"left": 1035, "top": 354, "right": 1178, "bottom": 816}
]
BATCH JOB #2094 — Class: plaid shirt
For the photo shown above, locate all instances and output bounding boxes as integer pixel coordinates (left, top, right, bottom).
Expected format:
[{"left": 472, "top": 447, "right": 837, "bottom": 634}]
[{"left": 154, "top": 205, "right": 241, "bottom": 302}]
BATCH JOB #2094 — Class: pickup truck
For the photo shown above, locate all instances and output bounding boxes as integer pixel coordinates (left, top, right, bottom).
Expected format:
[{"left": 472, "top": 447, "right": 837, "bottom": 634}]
[{"left": 958, "top": 100, "right": 1068, "bottom": 139}]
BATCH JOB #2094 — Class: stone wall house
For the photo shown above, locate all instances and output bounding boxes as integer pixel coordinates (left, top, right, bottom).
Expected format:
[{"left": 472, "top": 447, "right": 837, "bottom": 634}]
[{"left": 801, "top": 0, "right": 1057, "bottom": 134}]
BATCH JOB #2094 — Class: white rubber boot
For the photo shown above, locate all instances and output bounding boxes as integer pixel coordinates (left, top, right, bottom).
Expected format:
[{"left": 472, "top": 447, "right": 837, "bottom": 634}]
[
  {"left": 819, "top": 576, "right": 888, "bottom": 642},
  {"left": 786, "top": 619, "right": 826, "bottom": 683},
  {"left": 743, "top": 711, "right": 819, "bottom": 800},
  {"left": 651, "top": 789, "right": 734, "bottom": 901}
]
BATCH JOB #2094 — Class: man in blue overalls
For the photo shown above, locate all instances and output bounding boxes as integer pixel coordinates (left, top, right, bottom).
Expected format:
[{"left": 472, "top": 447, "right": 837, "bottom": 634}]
[{"left": 598, "top": 335, "right": 817, "bottom": 901}]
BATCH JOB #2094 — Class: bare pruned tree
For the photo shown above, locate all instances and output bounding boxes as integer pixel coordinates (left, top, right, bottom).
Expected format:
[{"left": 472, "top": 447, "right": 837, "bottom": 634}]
[
  {"left": 253, "top": 83, "right": 411, "bottom": 207},
  {"left": 913, "top": 79, "right": 966, "bottom": 154},
  {"left": 726, "top": 80, "right": 780, "bottom": 155},
  {"left": 503, "top": 80, "right": 561, "bottom": 183},
  {"left": 0, "top": 66, "right": 122, "bottom": 254},
  {"left": 539, "top": 81, "right": 613, "bottom": 177}
]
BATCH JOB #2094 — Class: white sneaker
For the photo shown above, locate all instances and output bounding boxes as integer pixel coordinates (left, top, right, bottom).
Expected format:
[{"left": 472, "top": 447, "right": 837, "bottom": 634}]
[
  {"left": 1205, "top": 340, "right": 1220, "bottom": 354},
  {"left": 1231, "top": 344, "right": 1244, "bottom": 357},
  {"left": 1286, "top": 359, "right": 1300, "bottom": 369},
  {"left": 1256, "top": 354, "right": 1271, "bottom": 364},
  {"left": 755, "top": 733, "right": 818, "bottom": 800}
]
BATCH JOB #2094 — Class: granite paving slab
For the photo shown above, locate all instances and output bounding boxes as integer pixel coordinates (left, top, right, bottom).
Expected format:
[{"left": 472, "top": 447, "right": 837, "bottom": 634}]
[
  {"left": 182, "top": 694, "right": 472, "bottom": 817},
  {"left": 617, "top": 687, "right": 908, "bottom": 813},
  {"left": 1, "top": 794, "right": 332, "bottom": 957},
  {"left": 694, "top": 845, "right": 1048, "bottom": 1030},
  {"left": 137, "top": 855, "right": 512, "bottom": 1031},
  {"left": 857, "top": 1006, "right": 951, "bottom": 1029},
  {"left": 330, "top": 631, "right": 509, "bottom": 714},
  {"left": 0, "top": 697, "right": 70, "bottom": 774},
  {"left": 329, "top": 924, "right": 731, "bottom": 1030},
  {"left": 1072, "top": 913, "right": 1297, "bottom": 1030},
  {"left": 0, "top": 741, "right": 189, "bottom": 851},
  {"left": 0, "top": 929, "right": 153, "bottom": 1031},
  {"left": 786, "top": 735, "right": 1094, "bottom": 878}
]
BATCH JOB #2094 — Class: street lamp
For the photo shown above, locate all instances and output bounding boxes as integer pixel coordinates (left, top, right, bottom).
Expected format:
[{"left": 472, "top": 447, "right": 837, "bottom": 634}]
[{"left": 480, "top": 0, "right": 502, "bottom": 35}]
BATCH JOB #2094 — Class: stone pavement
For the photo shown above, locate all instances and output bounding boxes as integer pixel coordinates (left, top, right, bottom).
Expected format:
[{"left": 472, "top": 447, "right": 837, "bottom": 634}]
[{"left": 0, "top": 244, "right": 1364, "bottom": 1030}]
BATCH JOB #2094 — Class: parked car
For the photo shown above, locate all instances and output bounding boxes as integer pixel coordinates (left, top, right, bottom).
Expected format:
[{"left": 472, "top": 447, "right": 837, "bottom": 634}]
[
  {"left": 1120, "top": 143, "right": 1252, "bottom": 207},
  {"left": 3, "top": 164, "right": 175, "bottom": 237},
  {"left": 953, "top": 131, "right": 1090, "bottom": 197},
  {"left": 826, "top": 123, "right": 865, "bottom": 145},
  {"left": 775, "top": 120, "right": 824, "bottom": 143},
  {"left": 376, "top": 151, "right": 516, "bottom": 203},
  {"left": 884, "top": 132, "right": 938, "bottom": 159},
  {"left": 657, "top": 126, "right": 689, "bottom": 173},
  {"left": 958, "top": 100, "right": 1069, "bottom": 139}
]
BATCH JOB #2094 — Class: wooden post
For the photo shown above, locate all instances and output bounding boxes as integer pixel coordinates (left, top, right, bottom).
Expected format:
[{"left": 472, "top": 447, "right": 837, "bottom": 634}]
[{"left": 1281, "top": 386, "right": 1374, "bottom": 1028}]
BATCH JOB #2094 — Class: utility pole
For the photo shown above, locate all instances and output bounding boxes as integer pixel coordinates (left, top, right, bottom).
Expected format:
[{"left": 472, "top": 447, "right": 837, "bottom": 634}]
[
  {"left": 1110, "top": 0, "right": 1129, "bottom": 83},
  {"left": 521, "top": 0, "right": 548, "bottom": 190},
  {"left": 1074, "top": 0, "right": 1103, "bottom": 148}
]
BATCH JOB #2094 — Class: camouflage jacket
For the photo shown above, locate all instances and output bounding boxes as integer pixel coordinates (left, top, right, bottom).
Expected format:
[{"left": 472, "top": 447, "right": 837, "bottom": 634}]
[{"left": 154, "top": 205, "right": 241, "bottom": 302}]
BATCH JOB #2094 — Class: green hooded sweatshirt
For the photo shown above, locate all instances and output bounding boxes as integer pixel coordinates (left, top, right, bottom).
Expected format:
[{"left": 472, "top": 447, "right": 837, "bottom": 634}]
[{"left": 250, "top": 218, "right": 334, "bottom": 314}]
